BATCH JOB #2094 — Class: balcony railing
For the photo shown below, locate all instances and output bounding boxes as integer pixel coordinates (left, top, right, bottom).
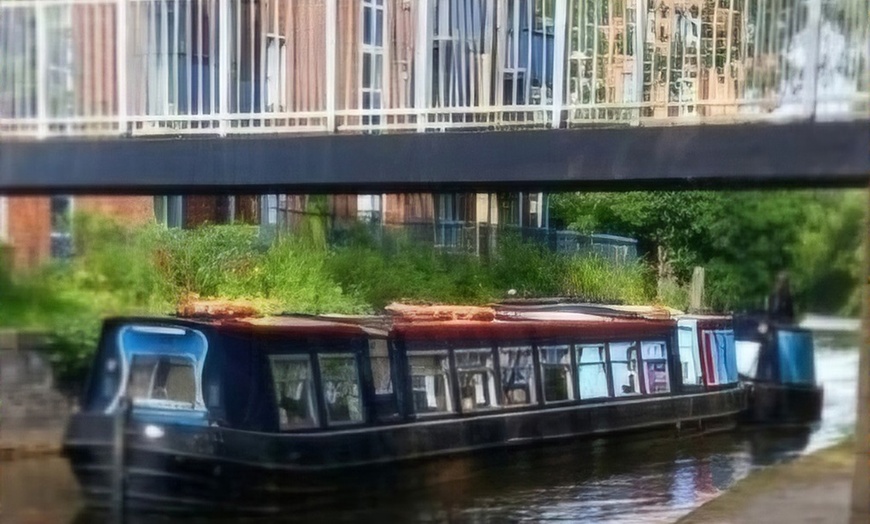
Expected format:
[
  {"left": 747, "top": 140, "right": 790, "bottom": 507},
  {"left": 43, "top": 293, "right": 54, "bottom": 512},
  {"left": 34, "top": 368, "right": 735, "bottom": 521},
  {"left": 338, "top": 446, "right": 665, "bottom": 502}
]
[{"left": 0, "top": 0, "right": 867, "bottom": 139}]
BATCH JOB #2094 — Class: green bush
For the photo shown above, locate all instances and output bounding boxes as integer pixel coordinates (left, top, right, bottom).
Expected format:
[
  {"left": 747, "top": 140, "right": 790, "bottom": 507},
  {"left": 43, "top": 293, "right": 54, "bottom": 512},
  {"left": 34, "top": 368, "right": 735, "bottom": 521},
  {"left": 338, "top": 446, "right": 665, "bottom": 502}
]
[{"left": 2, "top": 214, "right": 666, "bottom": 383}]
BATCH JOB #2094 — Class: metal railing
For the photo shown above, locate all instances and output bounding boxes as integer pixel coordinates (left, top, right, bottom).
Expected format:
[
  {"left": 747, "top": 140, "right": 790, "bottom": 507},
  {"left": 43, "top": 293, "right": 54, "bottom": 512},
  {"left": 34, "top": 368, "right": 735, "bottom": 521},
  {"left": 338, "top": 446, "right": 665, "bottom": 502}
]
[{"left": 0, "top": 0, "right": 867, "bottom": 138}]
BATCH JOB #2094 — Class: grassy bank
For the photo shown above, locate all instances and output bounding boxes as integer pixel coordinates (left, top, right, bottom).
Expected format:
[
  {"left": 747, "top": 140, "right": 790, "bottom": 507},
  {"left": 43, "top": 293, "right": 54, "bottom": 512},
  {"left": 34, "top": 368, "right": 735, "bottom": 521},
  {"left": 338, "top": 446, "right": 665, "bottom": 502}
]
[
  {"left": 0, "top": 215, "right": 660, "bottom": 382},
  {"left": 678, "top": 436, "right": 856, "bottom": 524}
]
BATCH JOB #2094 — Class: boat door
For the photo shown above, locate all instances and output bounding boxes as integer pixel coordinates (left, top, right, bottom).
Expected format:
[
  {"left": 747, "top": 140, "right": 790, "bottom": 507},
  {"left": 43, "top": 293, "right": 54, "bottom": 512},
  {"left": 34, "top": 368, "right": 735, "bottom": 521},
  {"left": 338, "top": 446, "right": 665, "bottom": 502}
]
[{"left": 107, "top": 323, "right": 210, "bottom": 426}]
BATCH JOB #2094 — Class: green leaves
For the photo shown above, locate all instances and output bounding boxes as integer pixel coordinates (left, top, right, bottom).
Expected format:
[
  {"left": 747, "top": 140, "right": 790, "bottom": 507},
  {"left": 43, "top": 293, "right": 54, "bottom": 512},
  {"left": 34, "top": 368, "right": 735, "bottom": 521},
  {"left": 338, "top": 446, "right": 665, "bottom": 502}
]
[{"left": 552, "top": 189, "right": 866, "bottom": 314}]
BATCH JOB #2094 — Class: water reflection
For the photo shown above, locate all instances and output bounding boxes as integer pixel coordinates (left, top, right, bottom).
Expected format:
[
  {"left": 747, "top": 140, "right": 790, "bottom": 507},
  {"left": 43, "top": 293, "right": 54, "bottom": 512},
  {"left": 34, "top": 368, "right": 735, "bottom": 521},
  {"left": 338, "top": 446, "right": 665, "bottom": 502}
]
[{"left": 1, "top": 337, "right": 857, "bottom": 524}]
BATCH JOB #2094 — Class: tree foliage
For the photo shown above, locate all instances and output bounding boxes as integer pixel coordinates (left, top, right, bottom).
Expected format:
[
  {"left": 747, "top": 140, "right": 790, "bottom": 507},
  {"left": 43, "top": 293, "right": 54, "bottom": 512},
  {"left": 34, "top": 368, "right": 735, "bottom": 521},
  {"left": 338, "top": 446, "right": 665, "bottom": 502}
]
[{"left": 552, "top": 190, "right": 865, "bottom": 314}]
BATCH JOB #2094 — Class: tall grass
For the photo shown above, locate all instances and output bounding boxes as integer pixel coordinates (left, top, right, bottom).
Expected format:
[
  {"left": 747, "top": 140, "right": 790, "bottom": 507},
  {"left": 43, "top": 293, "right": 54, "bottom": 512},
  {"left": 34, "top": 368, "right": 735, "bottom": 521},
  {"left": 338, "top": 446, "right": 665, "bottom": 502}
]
[{"left": 2, "top": 213, "right": 664, "bottom": 380}]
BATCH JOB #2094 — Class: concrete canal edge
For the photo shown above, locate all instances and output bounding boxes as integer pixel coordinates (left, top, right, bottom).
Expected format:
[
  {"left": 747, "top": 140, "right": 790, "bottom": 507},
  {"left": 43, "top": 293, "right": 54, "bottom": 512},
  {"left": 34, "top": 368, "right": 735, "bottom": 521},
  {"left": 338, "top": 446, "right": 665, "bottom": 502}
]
[
  {"left": 0, "top": 329, "right": 72, "bottom": 461},
  {"left": 677, "top": 438, "right": 856, "bottom": 524}
]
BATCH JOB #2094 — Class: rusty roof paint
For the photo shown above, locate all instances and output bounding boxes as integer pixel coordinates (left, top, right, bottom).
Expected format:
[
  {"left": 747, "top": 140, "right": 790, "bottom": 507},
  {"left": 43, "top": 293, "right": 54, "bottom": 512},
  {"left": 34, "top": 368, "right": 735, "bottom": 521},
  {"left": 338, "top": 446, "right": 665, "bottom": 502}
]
[
  {"left": 393, "top": 317, "right": 676, "bottom": 342},
  {"left": 385, "top": 303, "right": 496, "bottom": 322}
]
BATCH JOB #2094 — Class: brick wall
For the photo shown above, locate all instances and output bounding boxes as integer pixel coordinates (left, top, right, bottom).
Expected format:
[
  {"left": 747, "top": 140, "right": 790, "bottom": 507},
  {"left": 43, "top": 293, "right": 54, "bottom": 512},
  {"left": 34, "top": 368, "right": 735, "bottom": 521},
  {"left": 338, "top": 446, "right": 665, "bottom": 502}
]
[
  {"left": 6, "top": 196, "right": 51, "bottom": 270},
  {"left": 3, "top": 196, "right": 155, "bottom": 271},
  {"left": 76, "top": 195, "right": 155, "bottom": 224}
]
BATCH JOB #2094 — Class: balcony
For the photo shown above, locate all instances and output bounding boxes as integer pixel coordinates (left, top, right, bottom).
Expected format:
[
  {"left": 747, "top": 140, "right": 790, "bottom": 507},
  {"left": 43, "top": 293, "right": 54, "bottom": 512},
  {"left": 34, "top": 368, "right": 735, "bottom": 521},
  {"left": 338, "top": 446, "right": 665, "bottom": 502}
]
[{"left": 1, "top": 0, "right": 867, "bottom": 140}]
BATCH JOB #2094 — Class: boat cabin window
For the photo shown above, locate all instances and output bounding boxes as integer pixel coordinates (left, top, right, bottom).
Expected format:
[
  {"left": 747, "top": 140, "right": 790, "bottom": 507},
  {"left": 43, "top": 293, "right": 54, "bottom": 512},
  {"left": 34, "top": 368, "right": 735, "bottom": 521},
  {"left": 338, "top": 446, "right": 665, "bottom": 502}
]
[
  {"left": 699, "top": 329, "right": 738, "bottom": 386},
  {"left": 455, "top": 348, "right": 498, "bottom": 412},
  {"left": 115, "top": 324, "right": 208, "bottom": 413},
  {"left": 678, "top": 324, "right": 703, "bottom": 386},
  {"left": 641, "top": 341, "right": 670, "bottom": 394},
  {"left": 318, "top": 353, "right": 364, "bottom": 425},
  {"left": 499, "top": 345, "right": 537, "bottom": 406},
  {"left": 369, "top": 338, "right": 398, "bottom": 419},
  {"left": 577, "top": 344, "right": 610, "bottom": 399},
  {"left": 369, "top": 339, "right": 393, "bottom": 395},
  {"left": 539, "top": 345, "right": 573, "bottom": 402},
  {"left": 269, "top": 355, "right": 319, "bottom": 430},
  {"left": 609, "top": 342, "right": 642, "bottom": 397},
  {"left": 127, "top": 355, "right": 197, "bottom": 408},
  {"left": 407, "top": 350, "right": 454, "bottom": 415}
]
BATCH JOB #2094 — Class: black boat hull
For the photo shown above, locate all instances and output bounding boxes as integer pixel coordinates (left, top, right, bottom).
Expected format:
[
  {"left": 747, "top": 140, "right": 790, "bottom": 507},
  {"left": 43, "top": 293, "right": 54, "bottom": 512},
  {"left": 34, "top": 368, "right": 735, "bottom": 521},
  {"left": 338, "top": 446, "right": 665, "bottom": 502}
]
[
  {"left": 743, "top": 382, "right": 824, "bottom": 426},
  {"left": 64, "top": 388, "right": 747, "bottom": 514}
]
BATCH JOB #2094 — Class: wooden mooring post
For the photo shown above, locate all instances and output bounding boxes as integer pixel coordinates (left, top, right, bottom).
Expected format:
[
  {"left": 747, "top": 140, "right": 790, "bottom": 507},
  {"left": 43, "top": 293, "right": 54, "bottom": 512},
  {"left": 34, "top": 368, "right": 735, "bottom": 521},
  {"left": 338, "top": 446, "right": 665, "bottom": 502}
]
[
  {"left": 112, "top": 397, "right": 130, "bottom": 524},
  {"left": 850, "top": 185, "right": 870, "bottom": 523}
]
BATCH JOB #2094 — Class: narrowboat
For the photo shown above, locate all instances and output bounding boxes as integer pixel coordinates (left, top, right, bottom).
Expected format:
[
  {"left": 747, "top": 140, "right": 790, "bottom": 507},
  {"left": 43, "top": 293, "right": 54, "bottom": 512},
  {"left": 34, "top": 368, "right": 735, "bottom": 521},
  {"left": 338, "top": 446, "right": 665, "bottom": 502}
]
[
  {"left": 734, "top": 312, "right": 823, "bottom": 425},
  {"left": 62, "top": 303, "right": 747, "bottom": 514}
]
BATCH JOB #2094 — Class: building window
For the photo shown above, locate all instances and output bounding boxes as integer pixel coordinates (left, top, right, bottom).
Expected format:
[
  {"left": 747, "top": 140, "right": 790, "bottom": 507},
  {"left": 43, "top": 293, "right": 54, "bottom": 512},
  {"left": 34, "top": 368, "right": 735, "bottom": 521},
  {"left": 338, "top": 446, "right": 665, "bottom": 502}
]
[
  {"left": 269, "top": 354, "right": 319, "bottom": 430},
  {"left": 499, "top": 345, "right": 536, "bottom": 405},
  {"left": 539, "top": 344, "right": 573, "bottom": 402},
  {"left": 455, "top": 347, "right": 498, "bottom": 411},
  {"left": 408, "top": 350, "right": 454, "bottom": 415},
  {"left": 318, "top": 353, "right": 364, "bottom": 425},
  {"left": 154, "top": 196, "right": 184, "bottom": 228},
  {"left": 264, "top": 34, "right": 287, "bottom": 112},
  {"left": 357, "top": 194, "right": 382, "bottom": 223},
  {"left": 361, "top": 0, "right": 385, "bottom": 126},
  {"left": 576, "top": 344, "right": 610, "bottom": 399},
  {"left": 50, "top": 195, "right": 73, "bottom": 259}
]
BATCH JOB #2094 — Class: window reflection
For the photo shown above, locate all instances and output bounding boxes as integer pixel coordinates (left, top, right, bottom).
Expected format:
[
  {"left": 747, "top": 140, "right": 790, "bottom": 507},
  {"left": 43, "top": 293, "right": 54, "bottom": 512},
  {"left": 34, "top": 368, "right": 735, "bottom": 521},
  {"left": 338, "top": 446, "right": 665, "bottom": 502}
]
[
  {"left": 641, "top": 341, "right": 671, "bottom": 394},
  {"left": 319, "top": 353, "right": 363, "bottom": 424},
  {"left": 609, "top": 342, "right": 641, "bottom": 397},
  {"left": 499, "top": 345, "right": 536, "bottom": 405},
  {"left": 455, "top": 348, "right": 498, "bottom": 411},
  {"left": 408, "top": 350, "right": 454, "bottom": 415},
  {"left": 269, "top": 354, "right": 318, "bottom": 430},
  {"left": 539, "top": 345, "right": 573, "bottom": 402},
  {"left": 577, "top": 344, "right": 610, "bottom": 399}
]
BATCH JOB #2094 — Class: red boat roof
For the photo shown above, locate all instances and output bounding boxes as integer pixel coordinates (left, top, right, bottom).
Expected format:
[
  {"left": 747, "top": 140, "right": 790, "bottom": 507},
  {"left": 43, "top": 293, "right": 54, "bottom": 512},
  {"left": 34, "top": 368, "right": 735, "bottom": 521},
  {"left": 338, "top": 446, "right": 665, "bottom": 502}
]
[{"left": 393, "top": 317, "right": 675, "bottom": 342}]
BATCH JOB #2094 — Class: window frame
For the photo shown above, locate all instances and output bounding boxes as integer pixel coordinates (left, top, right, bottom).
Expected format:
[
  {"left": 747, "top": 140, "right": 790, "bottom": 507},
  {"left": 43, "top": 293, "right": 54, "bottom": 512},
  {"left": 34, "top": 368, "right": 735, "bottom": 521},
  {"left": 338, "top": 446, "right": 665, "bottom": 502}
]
[
  {"left": 266, "top": 338, "right": 369, "bottom": 432},
  {"left": 268, "top": 353, "right": 321, "bottom": 431},
  {"left": 406, "top": 347, "right": 456, "bottom": 417},
  {"left": 575, "top": 342, "right": 614, "bottom": 400},
  {"left": 360, "top": 0, "right": 386, "bottom": 126},
  {"left": 454, "top": 346, "right": 500, "bottom": 413},
  {"left": 317, "top": 351, "right": 366, "bottom": 426},
  {"left": 538, "top": 342, "right": 576, "bottom": 404}
]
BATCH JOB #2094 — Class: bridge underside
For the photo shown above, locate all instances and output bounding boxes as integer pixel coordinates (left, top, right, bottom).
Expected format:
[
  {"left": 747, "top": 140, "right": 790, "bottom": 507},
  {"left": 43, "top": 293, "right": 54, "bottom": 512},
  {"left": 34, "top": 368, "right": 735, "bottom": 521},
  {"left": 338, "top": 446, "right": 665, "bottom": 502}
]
[{"left": 1, "top": 121, "right": 868, "bottom": 195}]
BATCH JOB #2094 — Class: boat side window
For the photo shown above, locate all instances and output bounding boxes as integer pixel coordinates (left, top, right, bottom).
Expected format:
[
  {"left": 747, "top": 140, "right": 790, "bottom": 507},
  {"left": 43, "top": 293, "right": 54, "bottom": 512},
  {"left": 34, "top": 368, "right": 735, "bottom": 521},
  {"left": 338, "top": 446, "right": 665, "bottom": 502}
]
[
  {"left": 641, "top": 341, "right": 670, "bottom": 394},
  {"left": 369, "top": 338, "right": 398, "bottom": 419},
  {"left": 318, "top": 353, "right": 364, "bottom": 425},
  {"left": 609, "top": 342, "right": 642, "bottom": 397},
  {"left": 455, "top": 347, "right": 499, "bottom": 412},
  {"left": 576, "top": 344, "right": 610, "bottom": 399},
  {"left": 127, "top": 354, "right": 197, "bottom": 408},
  {"left": 499, "top": 345, "right": 536, "bottom": 406},
  {"left": 407, "top": 350, "right": 454, "bottom": 415},
  {"left": 539, "top": 345, "right": 573, "bottom": 402},
  {"left": 269, "top": 354, "right": 319, "bottom": 430},
  {"left": 369, "top": 339, "right": 393, "bottom": 395}
]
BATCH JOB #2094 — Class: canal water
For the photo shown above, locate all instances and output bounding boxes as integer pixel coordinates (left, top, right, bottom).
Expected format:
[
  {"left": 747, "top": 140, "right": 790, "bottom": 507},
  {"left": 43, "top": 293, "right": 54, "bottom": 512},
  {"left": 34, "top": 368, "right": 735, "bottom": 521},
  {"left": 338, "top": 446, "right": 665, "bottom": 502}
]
[{"left": 0, "top": 330, "right": 859, "bottom": 524}]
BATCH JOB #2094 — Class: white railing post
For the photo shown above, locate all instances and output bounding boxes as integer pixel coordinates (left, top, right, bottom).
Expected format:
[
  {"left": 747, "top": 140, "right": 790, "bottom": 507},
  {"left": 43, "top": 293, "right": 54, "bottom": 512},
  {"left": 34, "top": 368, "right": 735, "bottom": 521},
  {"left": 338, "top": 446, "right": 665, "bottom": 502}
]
[
  {"left": 116, "top": 0, "right": 128, "bottom": 135},
  {"left": 218, "top": 0, "right": 230, "bottom": 135},
  {"left": 325, "top": 0, "right": 337, "bottom": 132},
  {"left": 551, "top": 0, "right": 567, "bottom": 129},
  {"left": 0, "top": 196, "right": 8, "bottom": 243},
  {"left": 805, "top": 0, "right": 822, "bottom": 120},
  {"left": 634, "top": 0, "right": 645, "bottom": 125},
  {"left": 414, "top": 0, "right": 432, "bottom": 132},
  {"left": 35, "top": 2, "right": 48, "bottom": 138}
]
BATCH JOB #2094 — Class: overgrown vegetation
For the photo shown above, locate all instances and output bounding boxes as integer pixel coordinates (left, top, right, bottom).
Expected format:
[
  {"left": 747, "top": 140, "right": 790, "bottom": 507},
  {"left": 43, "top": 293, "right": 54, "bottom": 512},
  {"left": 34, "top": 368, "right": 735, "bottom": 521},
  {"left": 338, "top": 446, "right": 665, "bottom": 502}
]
[
  {"left": 4, "top": 189, "right": 862, "bottom": 384},
  {"left": 0, "top": 214, "right": 653, "bottom": 381},
  {"left": 552, "top": 189, "right": 865, "bottom": 315}
]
